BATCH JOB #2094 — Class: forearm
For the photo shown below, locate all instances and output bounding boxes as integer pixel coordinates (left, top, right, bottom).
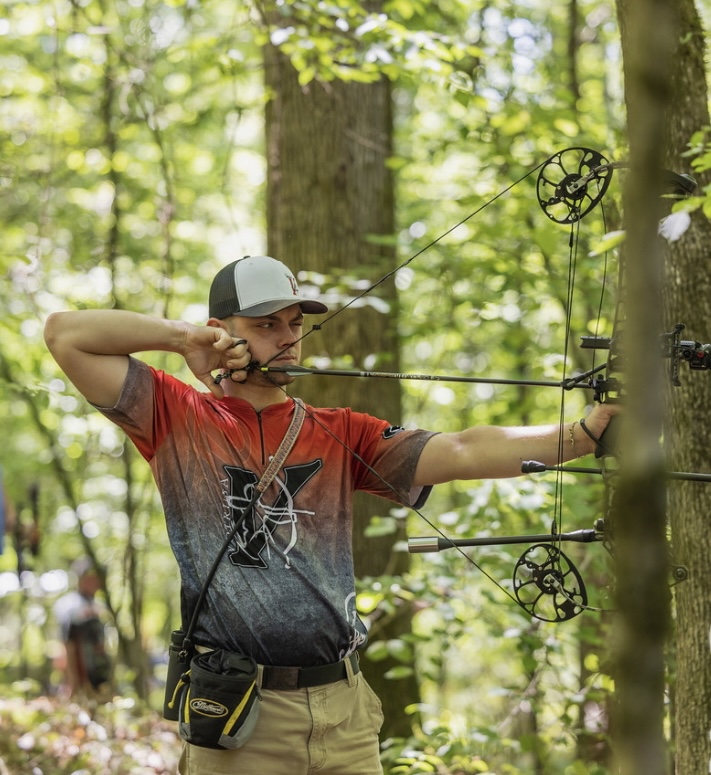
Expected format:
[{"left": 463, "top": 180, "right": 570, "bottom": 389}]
[
  {"left": 44, "top": 310, "right": 190, "bottom": 408},
  {"left": 44, "top": 309, "right": 188, "bottom": 358},
  {"left": 415, "top": 419, "right": 597, "bottom": 486},
  {"left": 455, "top": 422, "right": 588, "bottom": 478},
  {"left": 45, "top": 308, "right": 248, "bottom": 405}
]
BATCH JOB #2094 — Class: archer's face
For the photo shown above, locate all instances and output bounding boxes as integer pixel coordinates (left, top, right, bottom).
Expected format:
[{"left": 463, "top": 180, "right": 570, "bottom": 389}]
[{"left": 226, "top": 304, "right": 303, "bottom": 386}]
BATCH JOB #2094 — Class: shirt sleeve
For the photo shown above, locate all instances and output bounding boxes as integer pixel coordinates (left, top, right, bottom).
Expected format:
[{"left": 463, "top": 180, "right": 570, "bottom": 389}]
[
  {"left": 94, "top": 357, "right": 179, "bottom": 461},
  {"left": 346, "top": 410, "right": 437, "bottom": 509}
]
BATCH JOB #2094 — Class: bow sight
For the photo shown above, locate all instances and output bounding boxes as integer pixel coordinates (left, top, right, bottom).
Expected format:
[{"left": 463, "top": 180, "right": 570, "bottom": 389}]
[{"left": 577, "top": 323, "right": 711, "bottom": 401}]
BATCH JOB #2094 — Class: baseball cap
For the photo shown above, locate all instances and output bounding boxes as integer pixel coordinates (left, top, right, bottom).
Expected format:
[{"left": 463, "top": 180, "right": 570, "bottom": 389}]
[{"left": 209, "top": 255, "right": 329, "bottom": 319}]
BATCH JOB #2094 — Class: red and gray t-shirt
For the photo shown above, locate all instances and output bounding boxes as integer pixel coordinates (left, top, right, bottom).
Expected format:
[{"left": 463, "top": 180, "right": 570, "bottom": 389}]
[{"left": 98, "top": 357, "right": 435, "bottom": 666}]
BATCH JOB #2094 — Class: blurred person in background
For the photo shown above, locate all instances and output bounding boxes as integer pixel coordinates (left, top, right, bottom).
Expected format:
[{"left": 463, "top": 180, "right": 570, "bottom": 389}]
[{"left": 53, "top": 558, "right": 112, "bottom": 699}]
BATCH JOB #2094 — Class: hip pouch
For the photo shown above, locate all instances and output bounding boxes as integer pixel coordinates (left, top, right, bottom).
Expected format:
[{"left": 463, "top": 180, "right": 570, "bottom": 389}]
[{"left": 176, "top": 649, "right": 261, "bottom": 750}]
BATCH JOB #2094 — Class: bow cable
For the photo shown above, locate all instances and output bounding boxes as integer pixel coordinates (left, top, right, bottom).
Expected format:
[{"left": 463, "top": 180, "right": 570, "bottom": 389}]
[{"left": 284, "top": 160, "right": 549, "bottom": 351}]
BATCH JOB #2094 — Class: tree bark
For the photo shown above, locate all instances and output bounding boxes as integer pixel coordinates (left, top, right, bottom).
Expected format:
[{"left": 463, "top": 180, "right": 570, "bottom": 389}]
[
  {"left": 614, "top": 0, "right": 676, "bottom": 773},
  {"left": 660, "top": 2, "right": 711, "bottom": 773}
]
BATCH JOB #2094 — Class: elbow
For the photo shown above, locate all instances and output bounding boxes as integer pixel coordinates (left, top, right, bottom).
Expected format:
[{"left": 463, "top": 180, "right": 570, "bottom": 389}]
[
  {"left": 44, "top": 311, "right": 69, "bottom": 350},
  {"left": 44, "top": 310, "right": 75, "bottom": 357}
]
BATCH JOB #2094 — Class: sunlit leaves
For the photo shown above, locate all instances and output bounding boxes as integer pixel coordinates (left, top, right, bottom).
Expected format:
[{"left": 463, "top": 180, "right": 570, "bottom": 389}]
[
  {"left": 681, "top": 127, "right": 711, "bottom": 219},
  {"left": 262, "top": 0, "right": 483, "bottom": 86},
  {"left": 1, "top": 0, "right": 630, "bottom": 767}
]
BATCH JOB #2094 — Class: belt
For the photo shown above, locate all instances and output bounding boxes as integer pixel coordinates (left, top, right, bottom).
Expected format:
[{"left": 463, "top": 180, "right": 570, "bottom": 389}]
[{"left": 261, "top": 652, "right": 360, "bottom": 691}]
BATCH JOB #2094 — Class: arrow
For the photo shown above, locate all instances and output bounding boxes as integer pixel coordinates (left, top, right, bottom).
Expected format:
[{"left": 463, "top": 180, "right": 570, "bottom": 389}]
[{"left": 256, "top": 364, "right": 595, "bottom": 390}]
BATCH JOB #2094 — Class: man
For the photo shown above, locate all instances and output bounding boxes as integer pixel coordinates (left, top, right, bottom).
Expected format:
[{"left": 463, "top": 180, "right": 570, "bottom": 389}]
[
  {"left": 53, "top": 558, "right": 111, "bottom": 698},
  {"left": 44, "top": 255, "right": 617, "bottom": 774}
]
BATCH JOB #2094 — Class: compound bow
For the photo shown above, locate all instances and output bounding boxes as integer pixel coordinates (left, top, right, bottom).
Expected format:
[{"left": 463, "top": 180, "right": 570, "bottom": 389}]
[
  {"left": 244, "top": 146, "right": 707, "bottom": 622},
  {"left": 414, "top": 146, "right": 705, "bottom": 622}
]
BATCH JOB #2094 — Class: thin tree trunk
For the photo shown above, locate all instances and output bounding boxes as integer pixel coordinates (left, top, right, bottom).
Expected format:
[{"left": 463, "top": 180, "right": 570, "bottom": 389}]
[
  {"left": 613, "top": 1, "right": 675, "bottom": 773},
  {"left": 661, "top": 2, "right": 711, "bottom": 773}
]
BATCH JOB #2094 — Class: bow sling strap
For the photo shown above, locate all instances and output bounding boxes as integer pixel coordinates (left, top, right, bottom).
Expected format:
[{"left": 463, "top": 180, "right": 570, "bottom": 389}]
[
  {"left": 257, "top": 397, "right": 305, "bottom": 492},
  {"left": 164, "top": 398, "right": 311, "bottom": 744}
]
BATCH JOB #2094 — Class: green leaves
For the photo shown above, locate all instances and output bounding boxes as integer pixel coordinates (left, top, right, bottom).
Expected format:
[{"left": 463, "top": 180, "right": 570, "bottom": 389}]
[
  {"left": 263, "top": 0, "right": 484, "bottom": 86},
  {"left": 1, "top": 0, "right": 626, "bottom": 768}
]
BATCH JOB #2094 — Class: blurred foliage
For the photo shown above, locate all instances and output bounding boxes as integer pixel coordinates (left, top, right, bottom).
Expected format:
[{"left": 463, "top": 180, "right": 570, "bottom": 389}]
[
  {"left": 0, "top": 690, "right": 179, "bottom": 774},
  {"left": 679, "top": 125, "right": 711, "bottom": 218}
]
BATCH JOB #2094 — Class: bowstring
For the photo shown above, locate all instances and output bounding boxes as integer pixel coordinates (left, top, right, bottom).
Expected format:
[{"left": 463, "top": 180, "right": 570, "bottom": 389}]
[
  {"left": 553, "top": 186, "right": 614, "bottom": 616},
  {"left": 263, "top": 387, "right": 522, "bottom": 607},
  {"left": 283, "top": 160, "right": 550, "bottom": 355},
  {"left": 553, "top": 218, "right": 581, "bottom": 550}
]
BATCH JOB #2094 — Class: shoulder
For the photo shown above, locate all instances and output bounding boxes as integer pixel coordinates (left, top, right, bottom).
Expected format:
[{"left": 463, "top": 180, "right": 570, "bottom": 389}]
[{"left": 301, "top": 405, "right": 388, "bottom": 432}]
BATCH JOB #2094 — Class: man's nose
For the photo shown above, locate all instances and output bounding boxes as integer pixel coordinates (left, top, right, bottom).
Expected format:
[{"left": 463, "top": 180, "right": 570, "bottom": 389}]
[{"left": 276, "top": 325, "right": 298, "bottom": 347}]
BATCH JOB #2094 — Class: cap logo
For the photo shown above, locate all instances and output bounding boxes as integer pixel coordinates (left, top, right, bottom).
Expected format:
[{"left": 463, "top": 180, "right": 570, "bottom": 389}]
[{"left": 288, "top": 275, "right": 299, "bottom": 296}]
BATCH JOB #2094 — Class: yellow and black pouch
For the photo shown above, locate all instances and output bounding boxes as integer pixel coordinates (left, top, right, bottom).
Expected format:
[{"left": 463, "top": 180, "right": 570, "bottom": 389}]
[{"left": 173, "top": 649, "right": 261, "bottom": 750}]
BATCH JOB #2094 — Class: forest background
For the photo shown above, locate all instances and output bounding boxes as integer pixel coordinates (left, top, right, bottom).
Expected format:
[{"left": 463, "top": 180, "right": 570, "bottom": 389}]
[{"left": 2, "top": 0, "right": 711, "bottom": 773}]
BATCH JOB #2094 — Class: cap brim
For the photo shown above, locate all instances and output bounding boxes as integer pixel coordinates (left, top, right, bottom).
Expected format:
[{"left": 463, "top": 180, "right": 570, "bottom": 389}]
[{"left": 235, "top": 297, "right": 328, "bottom": 317}]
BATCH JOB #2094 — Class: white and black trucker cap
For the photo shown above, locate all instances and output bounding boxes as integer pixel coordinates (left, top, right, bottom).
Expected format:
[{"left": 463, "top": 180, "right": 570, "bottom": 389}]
[{"left": 209, "top": 255, "right": 328, "bottom": 319}]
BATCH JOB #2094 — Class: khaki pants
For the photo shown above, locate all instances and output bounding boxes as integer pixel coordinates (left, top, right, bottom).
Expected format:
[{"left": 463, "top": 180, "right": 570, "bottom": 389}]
[{"left": 177, "top": 662, "right": 384, "bottom": 775}]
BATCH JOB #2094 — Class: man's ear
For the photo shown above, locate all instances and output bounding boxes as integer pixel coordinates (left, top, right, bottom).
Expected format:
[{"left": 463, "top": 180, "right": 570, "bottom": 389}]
[{"left": 206, "top": 318, "right": 226, "bottom": 330}]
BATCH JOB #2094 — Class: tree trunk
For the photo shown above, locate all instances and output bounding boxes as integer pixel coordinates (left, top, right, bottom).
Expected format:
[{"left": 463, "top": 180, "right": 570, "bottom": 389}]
[
  {"left": 660, "top": 2, "right": 711, "bottom": 773},
  {"left": 614, "top": 0, "right": 676, "bottom": 773},
  {"left": 263, "top": 43, "right": 420, "bottom": 738}
]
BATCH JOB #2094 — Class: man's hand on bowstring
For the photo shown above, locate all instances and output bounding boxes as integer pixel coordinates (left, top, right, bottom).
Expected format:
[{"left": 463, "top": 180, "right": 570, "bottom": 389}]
[{"left": 180, "top": 324, "right": 251, "bottom": 398}]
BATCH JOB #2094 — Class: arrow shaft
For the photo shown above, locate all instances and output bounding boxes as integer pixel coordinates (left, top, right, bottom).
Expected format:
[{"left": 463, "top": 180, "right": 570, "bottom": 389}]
[{"left": 259, "top": 365, "right": 589, "bottom": 389}]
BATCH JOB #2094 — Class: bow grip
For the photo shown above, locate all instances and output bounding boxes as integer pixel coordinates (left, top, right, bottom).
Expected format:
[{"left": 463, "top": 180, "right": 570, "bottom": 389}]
[{"left": 595, "top": 414, "right": 620, "bottom": 458}]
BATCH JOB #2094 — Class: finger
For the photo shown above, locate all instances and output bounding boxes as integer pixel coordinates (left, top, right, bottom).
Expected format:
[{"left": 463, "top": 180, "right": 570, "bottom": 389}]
[
  {"left": 214, "top": 334, "right": 248, "bottom": 352},
  {"left": 203, "top": 375, "right": 225, "bottom": 398},
  {"left": 225, "top": 353, "right": 251, "bottom": 369},
  {"left": 229, "top": 369, "right": 248, "bottom": 384}
]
